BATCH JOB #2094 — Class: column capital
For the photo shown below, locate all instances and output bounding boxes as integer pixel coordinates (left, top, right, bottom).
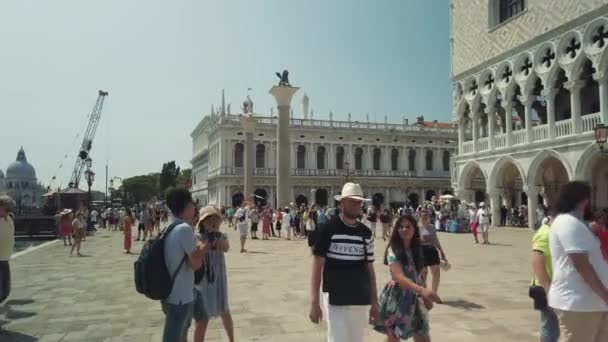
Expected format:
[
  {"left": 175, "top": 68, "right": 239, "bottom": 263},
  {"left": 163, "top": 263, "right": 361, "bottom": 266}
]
[
  {"left": 540, "top": 88, "right": 559, "bottom": 99},
  {"left": 517, "top": 94, "right": 536, "bottom": 106},
  {"left": 564, "top": 80, "right": 586, "bottom": 91},
  {"left": 593, "top": 71, "right": 608, "bottom": 83},
  {"left": 501, "top": 100, "right": 513, "bottom": 110}
]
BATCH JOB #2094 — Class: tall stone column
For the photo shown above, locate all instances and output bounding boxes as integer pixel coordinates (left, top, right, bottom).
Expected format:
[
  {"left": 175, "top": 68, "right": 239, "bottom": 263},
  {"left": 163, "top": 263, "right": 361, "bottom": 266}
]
[
  {"left": 503, "top": 101, "right": 513, "bottom": 146},
  {"left": 595, "top": 72, "right": 608, "bottom": 124},
  {"left": 472, "top": 107, "right": 479, "bottom": 153},
  {"left": 542, "top": 88, "right": 557, "bottom": 139},
  {"left": 241, "top": 115, "right": 256, "bottom": 204},
  {"left": 489, "top": 188, "right": 500, "bottom": 227},
  {"left": 458, "top": 120, "right": 464, "bottom": 154},
  {"left": 526, "top": 185, "right": 540, "bottom": 230},
  {"left": 565, "top": 80, "right": 584, "bottom": 134},
  {"left": 519, "top": 95, "right": 535, "bottom": 143},
  {"left": 270, "top": 85, "right": 299, "bottom": 209}
]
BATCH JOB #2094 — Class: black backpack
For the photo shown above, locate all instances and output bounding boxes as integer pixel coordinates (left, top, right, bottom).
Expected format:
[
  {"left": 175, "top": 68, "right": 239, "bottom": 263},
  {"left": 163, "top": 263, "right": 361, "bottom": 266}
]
[{"left": 134, "top": 222, "right": 186, "bottom": 300}]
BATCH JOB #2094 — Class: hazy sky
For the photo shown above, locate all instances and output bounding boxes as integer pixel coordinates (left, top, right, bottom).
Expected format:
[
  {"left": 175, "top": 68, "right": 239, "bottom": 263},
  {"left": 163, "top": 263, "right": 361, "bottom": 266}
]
[{"left": 1, "top": 0, "right": 451, "bottom": 192}]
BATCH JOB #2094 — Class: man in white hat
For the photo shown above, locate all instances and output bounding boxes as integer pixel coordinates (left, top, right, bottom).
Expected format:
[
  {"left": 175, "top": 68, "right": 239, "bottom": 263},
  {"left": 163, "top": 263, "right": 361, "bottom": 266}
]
[
  {"left": 0, "top": 195, "right": 16, "bottom": 313},
  {"left": 309, "top": 183, "right": 378, "bottom": 342},
  {"left": 476, "top": 202, "right": 491, "bottom": 244}
]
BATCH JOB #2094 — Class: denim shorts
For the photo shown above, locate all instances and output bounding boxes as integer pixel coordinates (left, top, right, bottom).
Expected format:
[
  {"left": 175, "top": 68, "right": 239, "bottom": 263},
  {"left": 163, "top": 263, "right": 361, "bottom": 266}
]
[
  {"left": 539, "top": 309, "right": 560, "bottom": 342},
  {"left": 193, "top": 288, "right": 209, "bottom": 321}
]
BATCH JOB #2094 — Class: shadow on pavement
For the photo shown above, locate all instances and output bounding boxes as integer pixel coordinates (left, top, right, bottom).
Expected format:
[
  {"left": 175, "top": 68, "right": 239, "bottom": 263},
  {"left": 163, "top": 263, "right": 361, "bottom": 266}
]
[
  {"left": 0, "top": 330, "right": 39, "bottom": 342},
  {"left": 246, "top": 251, "right": 271, "bottom": 255},
  {"left": 440, "top": 299, "right": 485, "bottom": 310},
  {"left": 488, "top": 243, "right": 513, "bottom": 247}
]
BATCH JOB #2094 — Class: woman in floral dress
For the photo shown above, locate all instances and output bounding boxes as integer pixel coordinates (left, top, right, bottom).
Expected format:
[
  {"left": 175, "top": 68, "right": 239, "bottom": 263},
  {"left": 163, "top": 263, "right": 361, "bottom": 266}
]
[
  {"left": 261, "top": 207, "right": 271, "bottom": 240},
  {"left": 372, "top": 215, "right": 441, "bottom": 342}
]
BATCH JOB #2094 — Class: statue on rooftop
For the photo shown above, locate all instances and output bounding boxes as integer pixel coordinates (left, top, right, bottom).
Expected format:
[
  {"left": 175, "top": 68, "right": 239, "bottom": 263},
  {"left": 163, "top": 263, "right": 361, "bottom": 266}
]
[{"left": 275, "top": 70, "right": 291, "bottom": 87}]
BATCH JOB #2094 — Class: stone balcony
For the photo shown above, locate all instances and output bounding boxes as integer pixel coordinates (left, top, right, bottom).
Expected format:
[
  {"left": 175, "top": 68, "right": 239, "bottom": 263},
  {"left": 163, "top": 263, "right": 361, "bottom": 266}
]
[
  {"left": 208, "top": 167, "right": 430, "bottom": 179},
  {"left": 459, "top": 112, "right": 601, "bottom": 155}
]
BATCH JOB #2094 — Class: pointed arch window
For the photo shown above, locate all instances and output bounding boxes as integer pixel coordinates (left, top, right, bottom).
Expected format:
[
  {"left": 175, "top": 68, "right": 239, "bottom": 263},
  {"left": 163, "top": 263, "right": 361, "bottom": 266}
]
[{"left": 234, "top": 143, "right": 244, "bottom": 168}]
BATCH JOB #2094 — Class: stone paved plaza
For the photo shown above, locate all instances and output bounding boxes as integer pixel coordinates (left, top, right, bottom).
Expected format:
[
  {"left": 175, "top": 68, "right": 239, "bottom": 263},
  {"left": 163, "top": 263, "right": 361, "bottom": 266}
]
[{"left": 2, "top": 226, "right": 539, "bottom": 341}]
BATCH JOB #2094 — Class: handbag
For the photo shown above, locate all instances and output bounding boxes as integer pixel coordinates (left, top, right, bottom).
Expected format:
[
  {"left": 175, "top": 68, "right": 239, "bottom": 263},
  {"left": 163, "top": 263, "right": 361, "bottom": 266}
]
[{"left": 528, "top": 285, "right": 548, "bottom": 310}]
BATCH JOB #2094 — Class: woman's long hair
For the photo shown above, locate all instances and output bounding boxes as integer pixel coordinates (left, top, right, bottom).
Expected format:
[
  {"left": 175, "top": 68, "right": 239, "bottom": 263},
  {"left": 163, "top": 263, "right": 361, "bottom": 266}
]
[{"left": 383, "top": 215, "right": 423, "bottom": 273}]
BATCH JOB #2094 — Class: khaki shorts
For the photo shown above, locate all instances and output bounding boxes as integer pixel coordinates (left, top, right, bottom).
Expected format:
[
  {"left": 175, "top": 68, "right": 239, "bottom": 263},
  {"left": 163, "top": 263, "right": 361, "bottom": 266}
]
[
  {"left": 554, "top": 309, "right": 608, "bottom": 342},
  {"left": 238, "top": 222, "right": 248, "bottom": 238}
]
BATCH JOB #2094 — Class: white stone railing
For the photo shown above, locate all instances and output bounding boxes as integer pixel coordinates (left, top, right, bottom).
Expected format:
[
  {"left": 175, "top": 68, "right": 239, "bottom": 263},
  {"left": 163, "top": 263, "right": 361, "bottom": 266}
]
[
  {"left": 494, "top": 134, "right": 506, "bottom": 149},
  {"left": 461, "top": 141, "right": 474, "bottom": 154},
  {"left": 555, "top": 119, "right": 572, "bottom": 137},
  {"left": 219, "top": 114, "right": 456, "bottom": 134},
  {"left": 532, "top": 125, "right": 549, "bottom": 142},
  {"left": 582, "top": 112, "right": 601, "bottom": 133},
  {"left": 513, "top": 130, "right": 527, "bottom": 145},
  {"left": 478, "top": 137, "right": 489, "bottom": 152}
]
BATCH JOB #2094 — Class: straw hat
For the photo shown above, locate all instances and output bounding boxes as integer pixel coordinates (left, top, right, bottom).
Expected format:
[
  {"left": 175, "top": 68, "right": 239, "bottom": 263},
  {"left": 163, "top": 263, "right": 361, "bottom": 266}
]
[
  {"left": 197, "top": 206, "right": 221, "bottom": 225},
  {"left": 334, "top": 183, "right": 370, "bottom": 202}
]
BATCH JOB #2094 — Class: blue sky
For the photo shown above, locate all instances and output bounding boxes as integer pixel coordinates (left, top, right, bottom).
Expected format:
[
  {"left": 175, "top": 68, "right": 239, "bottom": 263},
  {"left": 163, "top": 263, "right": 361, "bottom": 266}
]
[{"left": 1, "top": 0, "right": 451, "bottom": 191}]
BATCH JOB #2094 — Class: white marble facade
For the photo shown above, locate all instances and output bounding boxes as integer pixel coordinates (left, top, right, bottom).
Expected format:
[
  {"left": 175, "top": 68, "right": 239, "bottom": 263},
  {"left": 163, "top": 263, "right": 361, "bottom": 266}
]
[
  {"left": 191, "top": 111, "right": 457, "bottom": 209},
  {"left": 451, "top": 0, "right": 608, "bottom": 229}
]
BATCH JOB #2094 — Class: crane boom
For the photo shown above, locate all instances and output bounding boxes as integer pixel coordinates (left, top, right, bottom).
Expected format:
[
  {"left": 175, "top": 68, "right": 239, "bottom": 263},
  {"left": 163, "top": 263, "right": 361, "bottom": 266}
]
[{"left": 68, "top": 90, "right": 109, "bottom": 188}]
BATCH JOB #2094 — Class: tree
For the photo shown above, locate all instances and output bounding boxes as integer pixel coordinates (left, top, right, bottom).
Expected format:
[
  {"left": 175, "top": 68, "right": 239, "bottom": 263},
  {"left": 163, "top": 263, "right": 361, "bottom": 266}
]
[
  {"left": 122, "top": 174, "right": 160, "bottom": 204},
  {"left": 159, "top": 161, "right": 180, "bottom": 195},
  {"left": 176, "top": 168, "right": 192, "bottom": 189}
]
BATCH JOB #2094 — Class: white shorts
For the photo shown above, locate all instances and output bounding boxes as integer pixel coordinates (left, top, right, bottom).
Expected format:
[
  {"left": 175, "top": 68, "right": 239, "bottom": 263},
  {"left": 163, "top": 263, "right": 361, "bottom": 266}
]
[
  {"left": 238, "top": 222, "right": 248, "bottom": 238},
  {"left": 479, "top": 223, "right": 490, "bottom": 233},
  {"left": 323, "top": 293, "right": 367, "bottom": 342}
]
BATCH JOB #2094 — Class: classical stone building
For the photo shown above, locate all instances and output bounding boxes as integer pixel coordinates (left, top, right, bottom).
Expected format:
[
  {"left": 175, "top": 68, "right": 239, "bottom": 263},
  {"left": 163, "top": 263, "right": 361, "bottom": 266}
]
[
  {"left": 0, "top": 147, "right": 46, "bottom": 208},
  {"left": 191, "top": 95, "right": 457, "bottom": 209},
  {"left": 451, "top": 0, "right": 608, "bottom": 228}
]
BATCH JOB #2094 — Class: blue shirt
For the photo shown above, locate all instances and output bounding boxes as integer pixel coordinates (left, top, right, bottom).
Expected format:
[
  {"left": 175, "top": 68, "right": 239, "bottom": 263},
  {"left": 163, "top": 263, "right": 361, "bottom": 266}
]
[{"left": 164, "top": 218, "right": 197, "bottom": 305}]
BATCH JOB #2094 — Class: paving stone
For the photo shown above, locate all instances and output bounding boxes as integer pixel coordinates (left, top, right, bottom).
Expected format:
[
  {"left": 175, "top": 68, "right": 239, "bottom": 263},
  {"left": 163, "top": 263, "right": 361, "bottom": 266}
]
[{"left": 1, "top": 226, "right": 540, "bottom": 341}]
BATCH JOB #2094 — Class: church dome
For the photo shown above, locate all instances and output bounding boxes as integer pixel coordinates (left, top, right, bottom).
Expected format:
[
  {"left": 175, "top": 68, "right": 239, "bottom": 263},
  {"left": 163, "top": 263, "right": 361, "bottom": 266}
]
[{"left": 6, "top": 147, "right": 36, "bottom": 179}]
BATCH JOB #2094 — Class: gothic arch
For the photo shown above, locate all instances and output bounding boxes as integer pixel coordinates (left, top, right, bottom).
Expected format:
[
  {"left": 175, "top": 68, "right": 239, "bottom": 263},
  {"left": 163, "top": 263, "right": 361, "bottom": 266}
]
[
  {"left": 488, "top": 155, "right": 526, "bottom": 189},
  {"left": 459, "top": 160, "right": 488, "bottom": 189},
  {"left": 526, "top": 149, "right": 573, "bottom": 186},
  {"left": 574, "top": 143, "right": 601, "bottom": 181}
]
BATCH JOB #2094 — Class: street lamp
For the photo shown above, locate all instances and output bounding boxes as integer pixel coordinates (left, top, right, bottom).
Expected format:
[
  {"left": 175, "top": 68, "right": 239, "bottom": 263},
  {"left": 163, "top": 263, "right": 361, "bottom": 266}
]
[
  {"left": 84, "top": 157, "right": 95, "bottom": 233},
  {"left": 594, "top": 123, "right": 608, "bottom": 154}
]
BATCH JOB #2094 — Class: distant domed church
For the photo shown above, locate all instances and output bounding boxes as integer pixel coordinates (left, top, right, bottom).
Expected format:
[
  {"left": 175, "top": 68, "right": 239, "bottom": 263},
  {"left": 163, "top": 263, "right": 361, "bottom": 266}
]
[{"left": 0, "top": 147, "right": 46, "bottom": 208}]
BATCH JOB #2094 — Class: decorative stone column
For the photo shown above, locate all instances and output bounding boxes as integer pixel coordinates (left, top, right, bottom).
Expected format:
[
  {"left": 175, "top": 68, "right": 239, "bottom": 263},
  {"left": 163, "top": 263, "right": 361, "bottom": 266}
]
[
  {"left": 241, "top": 115, "right": 256, "bottom": 204},
  {"left": 311, "top": 188, "right": 317, "bottom": 206},
  {"left": 489, "top": 188, "right": 500, "bottom": 227},
  {"left": 525, "top": 185, "right": 540, "bottom": 230},
  {"left": 270, "top": 85, "right": 299, "bottom": 209},
  {"left": 542, "top": 88, "right": 558, "bottom": 139},
  {"left": 472, "top": 109, "right": 479, "bottom": 153},
  {"left": 595, "top": 72, "right": 608, "bottom": 125},
  {"left": 486, "top": 105, "right": 495, "bottom": 150},
  {"left": 502, "top": 101, "right": 513, "bottom": 146},
  {"left": 565, "top": 80, "right": 584, "bottom": 134},
  {"left": 519, "top": 95, "right": 535, "bottom": 143},
  {"left": 457, "top": 121, "right": 464, "bottom": 154}
]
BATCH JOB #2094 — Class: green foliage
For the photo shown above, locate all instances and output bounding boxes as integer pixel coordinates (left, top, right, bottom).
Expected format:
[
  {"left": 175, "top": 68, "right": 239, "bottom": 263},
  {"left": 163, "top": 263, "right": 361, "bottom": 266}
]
[
  {"left": 122, "top": 174, "right": 160, "bottom": 203},
  {"left": 177, "top": 168, "right": 192, "bottom": 189},
  {"left": 159, "top": 161, "right": 180, "bottom": 195}
]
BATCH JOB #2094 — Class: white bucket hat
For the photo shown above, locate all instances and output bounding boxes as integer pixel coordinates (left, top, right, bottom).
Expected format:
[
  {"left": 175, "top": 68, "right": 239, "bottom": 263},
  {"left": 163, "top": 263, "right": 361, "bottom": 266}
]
[
  {"left": 479, "top": 202, "right": 486, "bottom": 207},
  {"left": 334, "top": 183, "right": 370, "bottom": 202}
]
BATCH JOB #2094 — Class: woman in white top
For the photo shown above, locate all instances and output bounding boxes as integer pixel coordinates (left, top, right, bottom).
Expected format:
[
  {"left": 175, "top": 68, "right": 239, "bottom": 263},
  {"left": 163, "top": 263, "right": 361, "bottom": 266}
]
[
  {"left": 70, "top": 209, "right": 86, "bottom": 257},
  {"left": 282, "top": 207, "right": 293, "bottom": 240},
  {"left": 476, "top": 203, "right": 491, "bottom": 245}
]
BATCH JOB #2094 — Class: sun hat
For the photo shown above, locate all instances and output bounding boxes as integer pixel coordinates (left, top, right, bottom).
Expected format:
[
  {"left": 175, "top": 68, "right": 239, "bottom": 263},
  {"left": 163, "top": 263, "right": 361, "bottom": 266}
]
[
  {"left": 60, "top": 208, "right": 73, "bottom": 216},
  {"left": 197, "top": 206, "right": 221, "bottom": 225},
  {"left": 479, "top": 202, "right": 486, "bottom": 207},
  {"left": 334, "top": 183, "right": 370, "bottom": 202}
]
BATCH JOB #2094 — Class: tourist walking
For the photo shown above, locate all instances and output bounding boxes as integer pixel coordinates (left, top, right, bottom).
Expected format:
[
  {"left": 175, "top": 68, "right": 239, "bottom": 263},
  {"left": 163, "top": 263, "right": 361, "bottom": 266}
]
[
  {"left": 70, "top": 209, "right": 86, "bottom": 257},
  {"left": 59, "top": 209, "right": 73, "bottom": 246},
  {"left": 372, "top": 215, "right": 440, "bottom": 342},
  {"left": 0, "top": 195, "right": 16, "bottom": 314},
  {"left": 366, "top": 204, "right": 379, "bottom": 238},
  {"left": 194, "top": 206, "right": 235, "bottom": 342},
  {"left": 261, "top": 206, "right": 271, "bottom": 240},
  {"left": 136, "top": 209, "right": 146, "bottom": 241},
  {"left": 548, "top": 181, "right": 608, "bottom": 342},
  {"left": 227, "top": 206, "right": 234, "bottom": 228},
  {"left": 418, "top": 209, "right": 448, "bottom": 295},
  {"left": 122, "top": 208, "right": 134, "bottom": 254},
  {"left": 275, "top": 208, "right": 283, "bottom": 238},
  {"left": 235, "top": 202, "right": 249, "bottom": 252},
  {"left": 309, "top": 182, "right": 379, "bottom": 342},
  {"left": 282, "top": 207, "right": 293, "bottom": 240},
  {"left": 468, "top": 204, "right": 478, "bottom": 243},
  {"left": 380, "top": 208, "right": 391, "bottom": 241},
  {"left": 249, "top": 206, "right": 260, "bottom": 240},
  {"left": 530, "top": 211, "right": 560, "bottom": 342},
  {"left": 476, "top": 202, "right": 491, "bottom": 244},
  {"left": 161, "top": 188, "right": 207, "bottom": 342}
]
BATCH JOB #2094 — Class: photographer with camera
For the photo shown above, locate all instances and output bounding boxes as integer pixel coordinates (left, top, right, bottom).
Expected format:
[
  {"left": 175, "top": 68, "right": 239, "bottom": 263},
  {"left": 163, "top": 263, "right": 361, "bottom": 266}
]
[{"left": 193, "top": 206, "right": 234, "bottom": 342}]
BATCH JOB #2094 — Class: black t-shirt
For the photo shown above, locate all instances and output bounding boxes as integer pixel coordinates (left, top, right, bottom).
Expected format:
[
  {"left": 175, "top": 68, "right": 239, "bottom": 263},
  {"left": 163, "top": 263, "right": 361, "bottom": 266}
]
[{"left": 313, "top": 216, "right": 374, "bottom": 305}]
